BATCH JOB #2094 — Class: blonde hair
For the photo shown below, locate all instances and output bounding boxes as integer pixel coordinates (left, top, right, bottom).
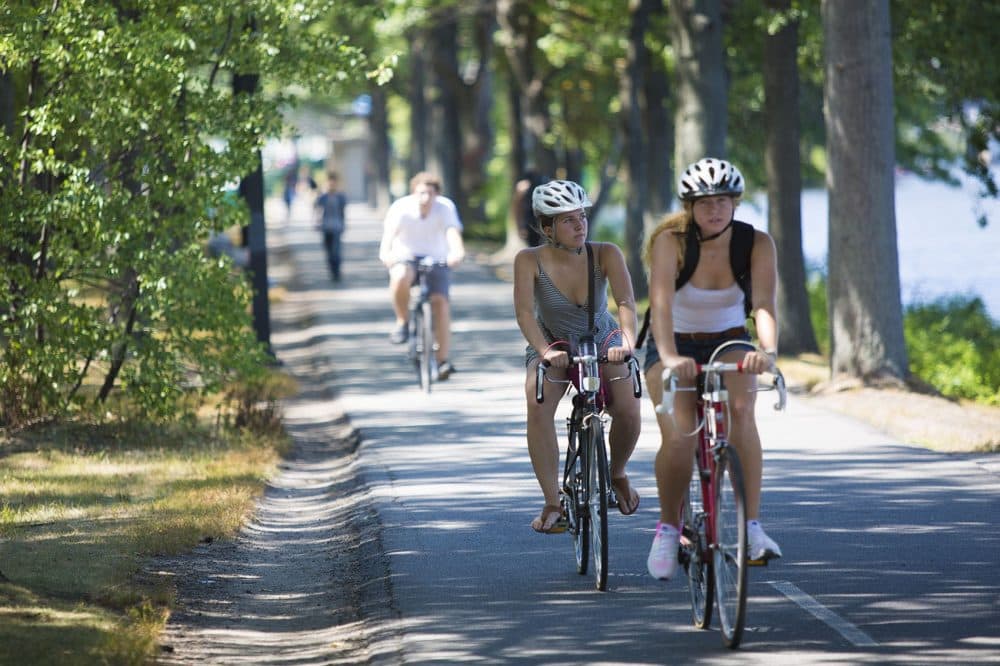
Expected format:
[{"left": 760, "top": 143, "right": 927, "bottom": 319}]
[
  {"left": 642, "top": 204, "right": 693, "bottom": 275},
  {"left": 641, "top": 194, "right": 743, "bottom": 275}
]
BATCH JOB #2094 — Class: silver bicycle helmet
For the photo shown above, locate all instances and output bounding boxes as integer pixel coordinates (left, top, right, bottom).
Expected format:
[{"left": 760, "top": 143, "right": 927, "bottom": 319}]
[
  {"left": 531, "top": 179, "right": 592, "bottom": 216},
  {"left": 677, "top": 158, "right": 745, "bottom": 200}
]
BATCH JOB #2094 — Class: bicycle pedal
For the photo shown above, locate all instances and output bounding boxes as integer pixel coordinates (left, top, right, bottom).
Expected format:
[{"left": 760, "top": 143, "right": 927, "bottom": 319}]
[{"left": 747, "top": 557, "right": 769, "bottom": 567}]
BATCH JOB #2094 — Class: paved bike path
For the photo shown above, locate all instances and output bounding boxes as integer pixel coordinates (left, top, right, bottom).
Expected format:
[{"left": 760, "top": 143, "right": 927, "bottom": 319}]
[{"left": 272, "top": 199, "right": 1000, "bottom": 665}]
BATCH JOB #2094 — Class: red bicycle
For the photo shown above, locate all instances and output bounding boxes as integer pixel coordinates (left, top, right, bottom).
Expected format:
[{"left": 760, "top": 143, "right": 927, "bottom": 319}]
[{"left": 656, "top": 340, "right": 786, "bottom": 648}]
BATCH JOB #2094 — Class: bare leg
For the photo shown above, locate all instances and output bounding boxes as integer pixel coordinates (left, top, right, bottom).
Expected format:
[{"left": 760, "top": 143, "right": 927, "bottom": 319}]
[
  {"left": 605, "top": 366, "right": 641, "bottom": 477},
  {"left": 646, "top": 363, "right": 699, "bottom": 527},
  {"left": 388, "top": 263, "right": 413, "bottom": 326},
  {"left": 725, "top": 371, "right": 762, "bottom": 519},
  {"left": 431, "top": 293, "right": 450, "bottom": 364},
  {"left": 525, "top": 360, "right": 567, "bottom": 508}
]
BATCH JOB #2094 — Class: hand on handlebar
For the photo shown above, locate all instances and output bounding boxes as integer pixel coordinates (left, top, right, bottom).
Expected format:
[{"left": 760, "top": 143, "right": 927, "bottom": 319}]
[
  {"left": 542, "top": 348, "right": 570, "bottom": 369},
  {"left": 664, "top": 354, "right": 698, "bottom": 381},
  {"left": 604, "top": 345, "right": 632, "bottom": 364},
  {"left": 741, "top": 349, "right": 775, "bottom": 374}
]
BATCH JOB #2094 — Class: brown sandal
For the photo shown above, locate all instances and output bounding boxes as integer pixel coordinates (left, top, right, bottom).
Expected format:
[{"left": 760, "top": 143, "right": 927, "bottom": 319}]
[
  {"left": 531, "top": 504, "right": 568, "bottom": 534},
  {"left": 611, "top": 476, "right": 641, "bottom": 516}
]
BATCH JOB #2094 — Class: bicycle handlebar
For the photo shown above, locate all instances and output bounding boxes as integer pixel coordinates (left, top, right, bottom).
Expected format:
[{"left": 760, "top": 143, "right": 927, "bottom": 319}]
[
  {"left": 655, "top": 360, "right": 787, "bottom": 416},
  {"left": 535, "top": 355, "right": 641, "bottom": 404}
]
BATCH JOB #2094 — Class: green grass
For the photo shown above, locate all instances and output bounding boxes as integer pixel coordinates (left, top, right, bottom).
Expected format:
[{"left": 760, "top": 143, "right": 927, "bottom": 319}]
[
  {"left": 807, "top": 268, "right": 999, "bottom": 405},
  {"left": 0, "top": 377, "right": 294, "bottom": 664}
]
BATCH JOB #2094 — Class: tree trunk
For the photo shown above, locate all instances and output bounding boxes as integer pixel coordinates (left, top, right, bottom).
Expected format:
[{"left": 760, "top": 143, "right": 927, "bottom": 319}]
[
  {"left": 669, "top": 0, "right": 726, "bottom": 168},
  {"left": 427, "top": 17, "right": 462, "bottom": 203},
  {"left": 407, "top": 30, "right": 428, "bottom": 182},
  {"left": 456, "top": 9, "right": 496, "bottom": 229},
  {"left": 497, "top": 0, "right": 557, "bottom": 177},
  {"left": 234, "top": 62, "right": 273, "bottom": 356},
  {"left": 763, "top": 0, "right": 818, "bottom": 355},
  {"left": 367, "top": 84, "right": 391, "bottom": 210},
  {"left": 822, "top": 0, "right": 908, "bottom": 382},
  {"left": 622, "top": 0, "right": 652, "bottom": 299},
  {"left": 644, "top": 1, "right": 673, "bottom": 218},
  {"left": 1, "top": 71, "right": 15, "bottom": 137}
]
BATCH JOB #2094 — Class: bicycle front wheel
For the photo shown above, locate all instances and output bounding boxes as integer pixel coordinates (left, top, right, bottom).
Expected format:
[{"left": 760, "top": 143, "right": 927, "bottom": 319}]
[
  {"left": 417, "top": 301, "right": 434, "bottom": 393},
  {"left": 712, "top": 446, "right": 748, "bottom": 649},
  {"left": 565, "top": 421, "right": 588, "bottom": 576},
  {"left": 683, "top": 463, "right": 713, "bottom": 629},
  {"left": 586, "top": 420, "right": 609, "bottom": 591}
]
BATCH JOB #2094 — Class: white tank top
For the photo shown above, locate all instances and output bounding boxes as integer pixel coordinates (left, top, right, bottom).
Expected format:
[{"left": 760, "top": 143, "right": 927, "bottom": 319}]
[{"left": 673, "top": 283, "right": 746, "bottom": 333}]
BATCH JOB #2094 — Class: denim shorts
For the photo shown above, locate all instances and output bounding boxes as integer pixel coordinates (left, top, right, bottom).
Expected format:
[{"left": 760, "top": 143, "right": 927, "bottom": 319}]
[{"left": 643, "top": 329, "right": 753, "bottom": 373}]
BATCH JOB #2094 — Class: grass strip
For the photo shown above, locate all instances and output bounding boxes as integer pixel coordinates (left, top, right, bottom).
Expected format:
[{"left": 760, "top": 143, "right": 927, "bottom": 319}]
[{"left": 0, "top": 415, "right": 291, "bottom": 664}]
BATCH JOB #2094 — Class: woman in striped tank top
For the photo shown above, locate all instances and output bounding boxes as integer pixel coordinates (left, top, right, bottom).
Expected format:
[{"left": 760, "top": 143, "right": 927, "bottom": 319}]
[{"left": 513, "top": 180, "right": 642, "bottom": 534}]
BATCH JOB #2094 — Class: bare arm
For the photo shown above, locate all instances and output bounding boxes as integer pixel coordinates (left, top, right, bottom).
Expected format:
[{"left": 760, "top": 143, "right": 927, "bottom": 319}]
[
  {"left": 446, "top": 226, "right": 465, "bottom": 267},
  {"left": 746, "top": 230, "right": 779, "bottom": 371},
  {"left": 378, "top": 214, "right": 398, "bottom": 267},
  {"left": 648, "top": 231, "right": 697, "bottom": 379},
  {"left": 513, "top": 249, "right": 568, "bottom": 367},
  {"left": 598, "top": 243, "right": 637, "bottom": 361}
]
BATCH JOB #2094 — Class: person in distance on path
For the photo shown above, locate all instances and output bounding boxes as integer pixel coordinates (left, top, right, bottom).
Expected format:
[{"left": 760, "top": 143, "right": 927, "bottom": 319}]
[{"left": 379, "top": 171, "right": 465, "bottom": 380}]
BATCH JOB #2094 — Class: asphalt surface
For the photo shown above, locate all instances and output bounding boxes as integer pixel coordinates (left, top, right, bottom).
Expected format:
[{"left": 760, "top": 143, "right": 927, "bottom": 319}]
[{"left": 166, "top": 196, "right": 1000, "bottom": 665}]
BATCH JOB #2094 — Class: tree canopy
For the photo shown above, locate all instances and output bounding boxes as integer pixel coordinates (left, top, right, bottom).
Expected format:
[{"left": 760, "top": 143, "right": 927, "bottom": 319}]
[{"left": 0, "top": 1, "right": 380, "bottom": 426}]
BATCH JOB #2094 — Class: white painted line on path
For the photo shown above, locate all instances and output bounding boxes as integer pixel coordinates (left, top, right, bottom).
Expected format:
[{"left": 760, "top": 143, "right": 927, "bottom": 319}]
[{"left": 770, "top": 580, "right": 879, "bottom": 647}]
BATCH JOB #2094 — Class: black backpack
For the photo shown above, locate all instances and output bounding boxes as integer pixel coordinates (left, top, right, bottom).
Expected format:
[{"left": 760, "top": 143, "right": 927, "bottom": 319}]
[{"left": 635, "top": 220, "right": 755, "bottom": 349}]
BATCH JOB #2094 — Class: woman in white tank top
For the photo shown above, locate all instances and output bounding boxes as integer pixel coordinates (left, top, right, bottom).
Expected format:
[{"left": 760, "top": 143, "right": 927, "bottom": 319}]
[{"left": 642, "top": 158, "right": 784, "bottom": 581}]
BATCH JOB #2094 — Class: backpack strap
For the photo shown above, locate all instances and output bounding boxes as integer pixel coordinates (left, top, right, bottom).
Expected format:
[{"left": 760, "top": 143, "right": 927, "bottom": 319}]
[
  {"left": 635, "top": 307, "right": 651, "bottom": 349},
  {"left": 585, "top": 242, "right": 595, "bottom": 335},
  {"left": 730, "top": 220, "right": 755, "bottom": 318},
  {"left": 636, "top": 221, "right": 755, "bottom": 348},
  {"left": 675, "top": 224, "right": 700, "bottom": 291}
]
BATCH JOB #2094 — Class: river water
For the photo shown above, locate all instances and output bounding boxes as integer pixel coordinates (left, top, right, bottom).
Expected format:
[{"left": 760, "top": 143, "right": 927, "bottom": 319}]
[{"left": 739, "top": 171, "right": 1000, "bottom": 322}]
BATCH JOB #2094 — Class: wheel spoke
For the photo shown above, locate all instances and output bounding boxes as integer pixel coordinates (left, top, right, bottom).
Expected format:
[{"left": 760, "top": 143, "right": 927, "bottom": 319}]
[
  {"left": 589, "top": 424, "right": 609, "bottom": 591},
  {"left": 684, "top": 462, "right": 713, "bottom": 629},
  {"left": 713, "top": 448, "right": 747, "bottom": 649}
]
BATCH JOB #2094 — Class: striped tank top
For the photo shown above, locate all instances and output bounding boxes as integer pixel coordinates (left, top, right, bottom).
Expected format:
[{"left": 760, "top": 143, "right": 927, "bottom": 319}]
[{"left": 526, "top": 250, "right": 621, "bottom": 363}]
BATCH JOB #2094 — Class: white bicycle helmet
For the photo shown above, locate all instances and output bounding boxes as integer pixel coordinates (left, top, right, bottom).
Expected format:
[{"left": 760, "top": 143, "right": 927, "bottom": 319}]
[
  {"left": 677, "top": 158, "right": 745, "bottom": 200},
  {"left": 531, "top": 179, "right": 592, "bottom": 217}
]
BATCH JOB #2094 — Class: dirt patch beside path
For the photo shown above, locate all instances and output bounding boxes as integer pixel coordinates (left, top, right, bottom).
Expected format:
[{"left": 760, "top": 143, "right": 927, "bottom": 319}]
[
  {"left": 148, "top": 223, "right": 401, "bottom": 665},
  {"left": 801, "top": 387, "right": 1000, "bottom": 453},
  {"left": 779, "top": 355, "right": 1000, "bottom": 454}
]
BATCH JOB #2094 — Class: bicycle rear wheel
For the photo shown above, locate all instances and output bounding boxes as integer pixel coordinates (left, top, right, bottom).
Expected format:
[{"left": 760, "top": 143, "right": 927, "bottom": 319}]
[
  {"left": 712, "top": 446, "right": 748, "bottom": 649},
  {"left": 416, "top": 301, "right": 433, "bottom": 393},
  {"left": 683, "top": 463, "right": 713, "bottom": 629},
  {"left": 586, "top": 421, "right": 609, "bottom": 591}
]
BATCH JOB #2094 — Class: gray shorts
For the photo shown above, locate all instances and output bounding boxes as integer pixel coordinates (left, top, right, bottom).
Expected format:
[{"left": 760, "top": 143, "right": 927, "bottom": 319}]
[{"left": 399, "top": 259, "right": 451, "bottom": 297}]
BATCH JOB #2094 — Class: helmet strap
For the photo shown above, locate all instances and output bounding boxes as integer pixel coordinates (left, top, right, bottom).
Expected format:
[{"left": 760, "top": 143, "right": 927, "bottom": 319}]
[
  {"left": 696, "top": 219, "right": 733, "bottom": 243},
  {"left": 545, "top": 231, "right": 584, "bottom": 255},
  {"left": 553, "top": 241, "right": 583, "bottom": 255}
]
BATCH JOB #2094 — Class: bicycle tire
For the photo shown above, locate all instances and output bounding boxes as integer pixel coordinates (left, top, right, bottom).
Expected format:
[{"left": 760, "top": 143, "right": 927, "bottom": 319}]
[
  {"left": 587, "top": 420, "right": 609, "bottom": 591},
  {"left": 565, "top": 420, "right": 588, "bottom": 576},
  {"left": 683, "top": 463, "right": 714, "bottom": 629},
  {"left": 712, "top": 446, "right": 748, "bottom": 649},
  {"left": 418, "top": 300, "right": 433, "bottom": 393},
  {"left": 408, "top": 306, "right": 421, "bottom": 381}
]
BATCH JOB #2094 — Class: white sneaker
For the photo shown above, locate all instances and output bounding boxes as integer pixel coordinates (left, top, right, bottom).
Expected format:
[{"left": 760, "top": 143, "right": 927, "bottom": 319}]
[
  {"left": 647, "top": 522, "right": 680, "bottom": 580},
  {"left": 747, "top": 521, "right": 782, "bottom": 560}
]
